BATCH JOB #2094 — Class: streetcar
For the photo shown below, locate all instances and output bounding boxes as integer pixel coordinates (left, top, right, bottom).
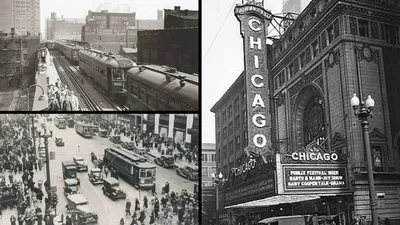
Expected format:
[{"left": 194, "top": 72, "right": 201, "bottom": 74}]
[
  {"left": 78, "top": 49, "right": 136, "bottom": 106},
  {"left": 75, "top": 122, "right": 94, "bottom": 138},
  {"left": 103, "top": 147, "right": 156, "bottom": 189},
  {"left": 54, "top": 116, "right": 67, "bottom": 129},
  {"left": 67, "top": 118, "right": 75, "bottom": 128},
  {"left": 126, "top": 65, "right": 198, "bottom": 111}
]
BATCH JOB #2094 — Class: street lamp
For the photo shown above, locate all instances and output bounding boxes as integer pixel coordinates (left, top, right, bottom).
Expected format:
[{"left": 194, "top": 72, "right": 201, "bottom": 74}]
[
  {"left": 26, "top": 84, "right": 47, "bottom": 110},
  {"left": 211, "top": 172, "right": 228, "bottom": 223},
  {"left": 38, "top": 126, "right": 53, "bottom": 209},
  {"left": 350, "top": 93, "right": 378, "bottom": 225},
  {"left": 28, "top": 114, "right": 37, "bottom": 158}
]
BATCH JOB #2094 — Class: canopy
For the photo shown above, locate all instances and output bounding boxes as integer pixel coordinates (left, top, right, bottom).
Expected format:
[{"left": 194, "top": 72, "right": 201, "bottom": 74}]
[{"left": 225, "top": 195, "right": 321, "bottom": 209}]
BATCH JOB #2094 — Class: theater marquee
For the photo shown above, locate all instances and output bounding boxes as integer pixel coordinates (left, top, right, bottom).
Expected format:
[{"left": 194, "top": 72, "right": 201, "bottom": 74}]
[{"left": 235, "top": 1, "right": 273, "bottom": 156}]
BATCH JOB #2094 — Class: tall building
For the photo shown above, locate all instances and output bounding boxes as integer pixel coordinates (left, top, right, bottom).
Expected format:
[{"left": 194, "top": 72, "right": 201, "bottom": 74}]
[
  {"left": 202, "top": 143, "right": 217, "bottom": 224},
  {"left": 137, "top": 28, "right": 198, "bottom": 74},
  {"left": 0, "top": 0, "right": 40, "bottom": 36},
  {"left": 46, "top": 13, "right": 85, "bottom": 41},
  {"left": 164, "top": 6, "right": 198, "bottom": 29},
  {"left": 211, "top": 0, "right": 400, "bottom": 224},
  {"left": 0, "top": 29, "right": 39, "bottom": 90},
  {"left": 282, "top": 0, "right": 311, "bottom": 14},
  {"left": 82, "top": 10, "right": 136, "bottom": 53},
  {"left": 157, "top": 10, "right": 163, "bottom": 20},
  {"left": 136, "top": 9, "right": 164, "bottom": 30},
  {"left": 116, "top": 114, "right": 199, "bottom": 147}
]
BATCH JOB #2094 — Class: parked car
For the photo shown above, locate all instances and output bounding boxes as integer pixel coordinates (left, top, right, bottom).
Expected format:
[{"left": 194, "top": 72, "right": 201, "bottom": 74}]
[
  {"left": 73, "top": 156, "right": 88, "bottom": 172},
  {"left": 176, "top": 165, "right": 199, "bottom": 181},
  {"left": 99, "top": 130, "right": 108, "bottom": 138},
  {"left": 66, "top": 194, "right": 99, "bottom": 224},
  {"left": 92, "top": 126, "right": 99, "bottom": 132},
  {"left": 88, "top": 168, "right": 103, "bottom": 185},
  {"left": 55, "top": 137, "right": 64, "bottom": 146},
  {"left": 109, "top": 136, "right": 122, "bottom": 144},
  {"left": 121, "top": 141, "right": 135, "bottom": 150},
  {"left": 154, "top": 155, "right": 175, "bottom": 168},
  {"left": 102, "top": 177, "right": 126, "bottom": 200}
]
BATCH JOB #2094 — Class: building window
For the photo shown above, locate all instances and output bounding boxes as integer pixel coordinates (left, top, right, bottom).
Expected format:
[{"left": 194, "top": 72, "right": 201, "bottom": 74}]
[
  {"left": 223, "top": 146, "right": 227, "bottom": 158},
  {"left": 370, "top": 21, "right": 379, "bottom": 39},
  {"left": 278, "top": 70, "right": 285, "bottom": 86},
  {"left": 333, "top": 19, "right": 340, "bottom": 38},
  {"left": 23, "top": 54, "right": 27, "bottom": 60},
  {"left": 358, "top": 19, "right": 369, "bottom": 37},
  {"left": 372, "top": 146, "right": 383, "bottom": 172},
  {"left": 234, "top": 97, "right": 239, "bottom": 113},
  {"left": 288, "top": 62, "right": 294, "bottom": 78},
  {"left": 228, "top": 104, "right": 233, "bottom": 118},
  {"left": 243, "top": 130, "right": 248, "bottom": 146},
  {"left": 229, "top": 141, "right": 234, "bottom": 154},
  {"left": 99, "top": 36, "right": 102, "bottom": 40},
  {"left": 22, "top": 41, "right": 27, "bottom": 48},
  {"left": 385, "top": 24, "right": 399, "bottom": 44},
  {"left": 16, "top": 66, "right": 20, "bottom": 74},
  {"left": 303, "top": 97, "right": 325, "bottom": 145},
  {"left": 222, "top": 110, "right": 226, "bottom": 124},
  {"left": 320, "top": 31, "right": 327, "bottom": 50},
  {"left": 235, "top": 115, "right": 240, "bottom": 129},
  {"left": 223, "top": 127, "right": 227, "bottom": 139},
  {"left": 327, "top": 25, "right": 334, "bottom": 44},
  {"left": 299, "top": 51, "right": 306, "bottom": 69},
  {"left": 3, "top": 42, "right": 7, "bottom": 49},
  {"left": 217, "top": 131, "right": 220, "bottom": 143},
  {"left": 211, "top": 154, "right": 216, "bottom": 162},
  {"left": 236, "top": 136, "right": 240, "bottom": 151},
  {"left": 349, "top": 17, "right": 358, "bottom": 35},
  {"left": 228, "top": 122, "right": 233, "bottom": 136},
  {"left": 311, "top": 39, "right": 319, "bottom": 59}
]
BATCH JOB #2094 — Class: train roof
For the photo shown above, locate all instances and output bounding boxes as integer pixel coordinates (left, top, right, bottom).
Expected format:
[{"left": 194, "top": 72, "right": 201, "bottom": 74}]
[
  {"left": 54, "top": 40, "right": 82, "bottom": 50},
  {"left": 79, "top": 49, "right": 137, "bottom": 69},
  {"left": 67, "top": 194, "right": 88, "bottom": 204},
  {"left": 105, "top": 147, "right": 155, "bottom": 168},
  {"left": 127, "top": 66, "right": 198, "bottom": 109}
]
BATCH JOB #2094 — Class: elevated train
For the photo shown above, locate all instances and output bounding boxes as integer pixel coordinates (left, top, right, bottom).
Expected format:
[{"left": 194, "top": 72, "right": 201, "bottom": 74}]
[
  {"left": 78, "top": 49, "right": 136, "bottom": 106},
  {"left": 54, "top": 40, "right": 82, "bottom": 65},
  {"left": 126, "top": 65, "right": 198, "bottom": 111}
]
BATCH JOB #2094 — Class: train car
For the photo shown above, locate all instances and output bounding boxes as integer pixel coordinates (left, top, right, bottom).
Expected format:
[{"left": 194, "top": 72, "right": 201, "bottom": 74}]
[
  {"left": 103, "top": 147, "right": 156, "bottom": 189},
  {"left": 78, "top": 49, "right": 136, "bottom": 106},
  {"left": 54, "top": 40, "right": 81, "bottom": 65},
  {"left": 75, "top": 122, "right": 94, "bottom": 138},
  {"left": 54, "top": 116, "right": 67, "bottom": 129},
  {"left": 126, "top": 65, "right": 198, "bottom": 111}
]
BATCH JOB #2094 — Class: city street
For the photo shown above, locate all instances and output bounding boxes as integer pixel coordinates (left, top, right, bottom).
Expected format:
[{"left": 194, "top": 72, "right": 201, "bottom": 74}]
[{"left": 0, "top": 114, "right": 198, "bottom": 225}]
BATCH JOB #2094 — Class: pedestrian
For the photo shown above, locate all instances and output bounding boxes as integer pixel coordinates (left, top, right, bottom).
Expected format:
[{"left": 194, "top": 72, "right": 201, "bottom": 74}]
[
  {"left": 10, "top": 215, "right": 17, "bottom": 225},
  {"left": 149, "top": 212, "right": 155, "bottom": 225},
  {"left": 384, "top": 218, "right": 391, "bottom": 225},
  {"left": 104, "top": 167, "right": 109, "bottom": 177},
  {"left": 152, "top": 182, "right": 156, "bottom": 196},
  {"left": 143, "top": 196, "right": 148, "bottom": 212},
  {"left": 135, "top": 198, "right": 140, "bottom": 212},
  {"left": 360, "top": 216, "right": 367, "bottom": 225},
  {"left": 138, "top": 209, "right": 146, "bottom": 225},
  {"left": 120, "top": 218, "right": 125, "bottom": 225},
  {"left": 126, "top": 199, "right": 131, "bottom": 216}
]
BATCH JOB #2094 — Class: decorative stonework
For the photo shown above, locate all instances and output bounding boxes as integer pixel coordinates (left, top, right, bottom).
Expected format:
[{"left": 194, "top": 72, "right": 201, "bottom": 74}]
[
  {"left": 355, "top": 0, "right": 399, "bottom": 8},
  {"left": 369, "top": 127, "right": 387, "bottom": 143},
  {"left": 274, "top": 92, "right": 286, "bottom": 106},
  {"left": 324, "top": 49, "right": 340, "bottom": 69},
  {"left": 331, "top": 132, "right": 346, "bottom": 148},
  {"left": 356, "top": 45, "right": 378, "bottom": 64},
  {"left": 289, "top": 64, "right": 323, "bottom": 98},
  {"left": 243, "top": 0, "right": 264, "bottom": 7}
]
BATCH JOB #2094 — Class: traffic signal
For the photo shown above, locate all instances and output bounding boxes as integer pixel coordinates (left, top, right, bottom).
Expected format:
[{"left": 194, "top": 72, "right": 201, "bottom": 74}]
[{"left": 51, "top": 193, "right": 58, "bottom": 206}]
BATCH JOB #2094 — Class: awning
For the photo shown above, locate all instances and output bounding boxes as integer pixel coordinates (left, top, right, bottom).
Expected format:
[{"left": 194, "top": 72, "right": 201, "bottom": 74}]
[{"left": 225, "top": 195, "right": 321, "bottom": 209}]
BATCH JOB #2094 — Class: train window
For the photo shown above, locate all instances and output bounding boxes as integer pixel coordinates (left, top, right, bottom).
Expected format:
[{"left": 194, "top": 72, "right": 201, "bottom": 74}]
[
  {"left": 140, "top": 169, "right": 146, "bottom": 178},
  {"left": 139, "top": 87, "right": 147, "bottom": 102},
  {"left": 130, "top": 83, "right": 139, "bottom": 97},
  {"left": 112, "top": 69, "right": 123, "bottom": 80},
  {"left": 147, "top": 92, "right": 156, "bottom": 109}
]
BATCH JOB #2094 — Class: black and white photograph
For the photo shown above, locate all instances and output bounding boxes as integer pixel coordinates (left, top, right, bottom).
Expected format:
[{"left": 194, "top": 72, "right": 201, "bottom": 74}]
[
  {"left": 202, "top": 0, "right": 400, "bottom": 225},
  {"left": 0, "top": 0, "right": 198, "bottom": 111},
  {"left": 0, "top": 113, "right": 199, "bottom": 224}
]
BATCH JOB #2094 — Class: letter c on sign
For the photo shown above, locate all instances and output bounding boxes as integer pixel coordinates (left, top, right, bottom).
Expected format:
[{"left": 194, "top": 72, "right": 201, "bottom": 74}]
[
  {"left": 253, "top": 134, "right": 267, "bottom": 148},
  {"left": 251, "top": 74, "right": 264, "bottom": 88},
  {"left": 249, "top": 19, "right": 262, "bottom": 32}
]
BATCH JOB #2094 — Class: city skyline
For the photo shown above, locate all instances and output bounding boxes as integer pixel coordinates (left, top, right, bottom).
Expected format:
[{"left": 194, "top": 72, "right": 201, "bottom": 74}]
[
  {"left": 40, "top": 0, "right": 198, "bottom": 36},
  {"left": 202, "top": 0, "right": 283, "bottom": 143}
]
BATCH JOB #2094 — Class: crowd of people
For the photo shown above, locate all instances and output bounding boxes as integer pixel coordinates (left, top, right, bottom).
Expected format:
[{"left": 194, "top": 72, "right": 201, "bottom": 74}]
[
  {"left": 46, "top": 79, "right": 79, "bottom": 111},
  {"left": 0, "top": 116, "right": 54, "bottom": 225}
]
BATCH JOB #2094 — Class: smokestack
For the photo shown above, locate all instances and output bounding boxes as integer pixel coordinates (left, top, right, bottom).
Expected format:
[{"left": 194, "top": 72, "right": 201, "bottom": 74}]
[
  {"left": 51, "top": 12, "right": 57, "bottom": 19},
  {"left": 11, "top": 28, "right": 15, "bottom": 37},
  {"left": 174, "top": 6, "right": 181, "bottom": 11}
]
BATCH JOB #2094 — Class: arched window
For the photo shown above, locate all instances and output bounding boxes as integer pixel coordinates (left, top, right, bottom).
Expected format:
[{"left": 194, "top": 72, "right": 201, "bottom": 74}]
[{"left": 303, "top": 96, "right": 325, "bottom": 145}]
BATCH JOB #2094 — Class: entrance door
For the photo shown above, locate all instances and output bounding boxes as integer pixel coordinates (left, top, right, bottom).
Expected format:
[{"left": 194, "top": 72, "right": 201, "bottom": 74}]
[
  {"left": 174, "top": 130, "right": 184, "bottom": 144},
  {"left": 159, "top": 127, "right": 168, "bottom": 139}
]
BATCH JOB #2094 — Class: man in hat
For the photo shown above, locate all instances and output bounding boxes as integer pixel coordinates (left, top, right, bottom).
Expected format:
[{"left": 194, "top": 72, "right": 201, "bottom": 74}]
[{"left": 70, "top": 91, "right": 79, "bottom": 111}]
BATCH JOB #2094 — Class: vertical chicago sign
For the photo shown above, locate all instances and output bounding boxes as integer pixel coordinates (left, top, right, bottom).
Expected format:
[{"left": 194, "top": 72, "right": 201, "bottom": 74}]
[{"left": 234, "top": 0, "right": 273, "bottom": 156}]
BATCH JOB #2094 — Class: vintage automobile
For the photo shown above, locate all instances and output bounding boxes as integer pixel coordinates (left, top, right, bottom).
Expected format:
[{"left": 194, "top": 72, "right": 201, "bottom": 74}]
[
  {"left": 73, "top": 156, "right": 88, "bottom": 172},
  {"left": 66, "top": 194, "right": 99, "bottom": 224},
  {"left": 109, "top": 135, "right": 122, "bottom": 144},
  {"left": 121, "top": 141, "right": 135, "bottom": 150},
  {"left": 99, "top": 130, "right": 108, "bottom": 138},
  {"left": 88, "top": 168, "right": 103, "bottom": 185},
  {"left": 102, "top": 177, "right": 126, "bottom": 200},
  {"left": 92, "top": 126, "right": 99, "bottom": 132},
  {"left": 154, "top": 155, "right": 175, "bottom": 168},
  {"left": 64, "top": 178, "right": 79, "bottom": 196},
  {"left": 176, "top": 165, "right": 199, "bottom": 181},
  {"left": 134, "top": 147, "right": 146, "bottom": 156},
  {"left": 55, "top": 137, "right": 65, "bottom": 146}
]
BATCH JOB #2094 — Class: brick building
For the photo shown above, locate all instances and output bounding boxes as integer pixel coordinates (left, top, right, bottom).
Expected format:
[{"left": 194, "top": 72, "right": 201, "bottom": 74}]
[
  {"left": 211, "top": 0, "right": 400, "bottom": 224},
  {"left": 164, "top": 6, "right": 198, "bottom": 29},
  {"left": 82, "top": 10, "right": 136, "bottom": 53},
  {"left": 46, "top": 13, "right": 85, "bottom": 41},
  {"left": 0, "top": 29, "right": 39, "bottom": 90},
  {"left": 137, "top": 28, "right": 198, "bottom": 74},
  {"left": 118, "top": 47, "right": 137, "bottom": 62}
]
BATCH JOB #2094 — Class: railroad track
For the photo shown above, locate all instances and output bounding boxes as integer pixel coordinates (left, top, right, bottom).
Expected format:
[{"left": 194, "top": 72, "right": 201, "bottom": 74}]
[{"left": 52, "top": 51, "right": 118, "bottom": 111}]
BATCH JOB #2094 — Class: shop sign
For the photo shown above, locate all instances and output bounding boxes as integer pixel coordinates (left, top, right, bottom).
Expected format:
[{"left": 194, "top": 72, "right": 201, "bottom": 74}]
[
  {"left": 231, "top": 158, "right": 257, "bottom": 176},
  {"left": 234, "top": 2, "right": 273, "bottom": 156},
  {"left": 283, "top": 166, "right": 348, "bottom": 191}
]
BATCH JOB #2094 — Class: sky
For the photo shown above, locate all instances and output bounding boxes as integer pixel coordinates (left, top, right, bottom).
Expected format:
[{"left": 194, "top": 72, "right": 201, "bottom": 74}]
[
  {"left": 202, "top": 0, "right": 283, "bottom": 144},
  {"left": 40, "top": 0, "right": 198, "bottom": 34}
]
